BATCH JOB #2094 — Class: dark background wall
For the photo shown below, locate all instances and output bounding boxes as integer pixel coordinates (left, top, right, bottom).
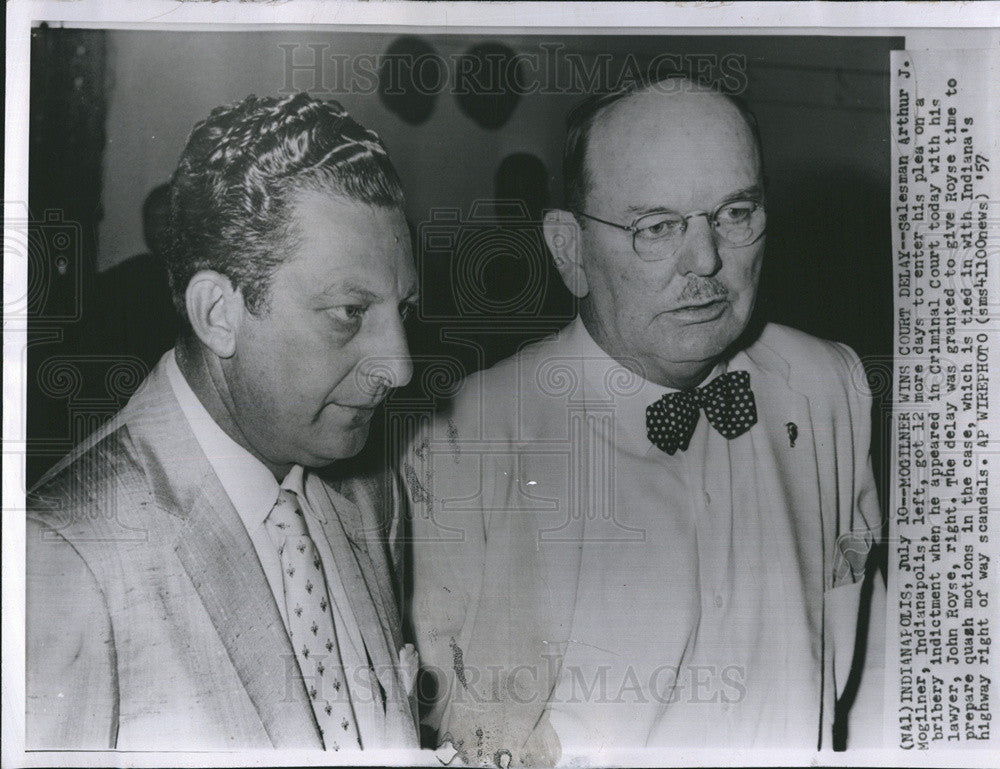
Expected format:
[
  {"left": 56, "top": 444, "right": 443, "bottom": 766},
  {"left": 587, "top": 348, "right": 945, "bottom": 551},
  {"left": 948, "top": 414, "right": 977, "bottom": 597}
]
[{"left": 26, "top": 29, "right": 901, "bottom": 494}]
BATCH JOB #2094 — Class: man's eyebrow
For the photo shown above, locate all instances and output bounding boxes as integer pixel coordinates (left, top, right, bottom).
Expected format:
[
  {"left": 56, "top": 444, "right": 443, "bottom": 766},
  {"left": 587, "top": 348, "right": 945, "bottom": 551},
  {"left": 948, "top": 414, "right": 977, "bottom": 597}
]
[
  {"left": 721, "top": 185, "right": 765, "bottom": 203},
  {"left": 624, "top": 185, "right": 766, "bottom": 215},
  {"left": 318, "top": 280, "right": 382, "bottom": 303},
  {"left": 318, "top": 280, "right": 420, "bottom": 304}
]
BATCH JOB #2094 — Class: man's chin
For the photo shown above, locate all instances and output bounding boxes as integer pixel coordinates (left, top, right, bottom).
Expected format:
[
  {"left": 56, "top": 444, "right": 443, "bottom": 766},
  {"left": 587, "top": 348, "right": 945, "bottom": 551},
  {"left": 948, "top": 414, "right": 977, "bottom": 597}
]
[
  {"left": 302, "top": 424, "right": 372, "bottom": 468},
  {"left": 667, "top": 325, "right": 744, "bottom": 367},
  {"left": 333, "top": 424, "right": 372, "bottom": 458}
]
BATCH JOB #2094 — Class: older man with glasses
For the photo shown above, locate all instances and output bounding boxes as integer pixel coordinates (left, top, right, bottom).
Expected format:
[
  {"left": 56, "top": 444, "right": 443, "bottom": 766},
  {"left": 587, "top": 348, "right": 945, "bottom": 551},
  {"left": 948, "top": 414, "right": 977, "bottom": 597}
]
[{"left": 405, "top": 76, "right": 885, "bottom": 765}]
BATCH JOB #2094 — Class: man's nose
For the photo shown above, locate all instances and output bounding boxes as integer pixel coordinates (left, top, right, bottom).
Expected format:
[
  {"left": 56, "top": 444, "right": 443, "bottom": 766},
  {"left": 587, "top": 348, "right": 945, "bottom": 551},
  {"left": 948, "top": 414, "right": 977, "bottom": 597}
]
[
  {"left": 675, "top": 215, "right": 722, "bottom": 277},
  {"left": 359, "top": 317, "right": 413, "bottom": 395}
]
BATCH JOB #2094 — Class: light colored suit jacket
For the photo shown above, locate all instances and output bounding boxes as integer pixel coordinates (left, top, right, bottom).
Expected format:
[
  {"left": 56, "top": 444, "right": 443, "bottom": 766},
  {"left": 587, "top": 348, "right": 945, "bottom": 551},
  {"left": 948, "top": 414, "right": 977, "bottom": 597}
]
[
  {"left": 26, "top": 358, "right": 419, "bottom": 750},
  {"left": 405, "top": 321, "right": 885, "bottom": 765}
]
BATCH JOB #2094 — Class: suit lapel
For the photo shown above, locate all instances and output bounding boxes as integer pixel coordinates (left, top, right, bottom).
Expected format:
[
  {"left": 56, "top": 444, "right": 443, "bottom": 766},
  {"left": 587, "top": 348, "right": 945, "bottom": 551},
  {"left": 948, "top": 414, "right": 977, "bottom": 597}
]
[
  {"left": 740, "top": 340, "right": 826, "bottom": 631},
  {"left": 739, "top": 339, "right": 828, "bottom": 742},
  {"left": 173, "top": 488, "right": 321, "bottom": 748},
  {"left": 731, "top": 344, "right": 826, "bottom": 600},
  {"left": 125, "top": 362, "right": 321, "bottom": 748}
]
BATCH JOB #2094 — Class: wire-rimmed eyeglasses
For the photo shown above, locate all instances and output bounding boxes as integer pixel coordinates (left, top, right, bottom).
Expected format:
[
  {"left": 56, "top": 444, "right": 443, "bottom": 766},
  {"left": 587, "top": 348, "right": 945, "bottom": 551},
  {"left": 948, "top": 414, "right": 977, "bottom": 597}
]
[{"left": 574, "top": 199, "right": 766, "bottom": 262}]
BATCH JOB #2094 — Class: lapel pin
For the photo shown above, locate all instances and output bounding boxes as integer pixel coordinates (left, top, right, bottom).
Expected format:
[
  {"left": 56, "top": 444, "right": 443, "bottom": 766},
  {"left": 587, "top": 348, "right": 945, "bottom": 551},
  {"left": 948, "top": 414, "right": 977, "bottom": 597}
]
[{"left": 785, "top": 422, "right": 798, "bottom": 447}]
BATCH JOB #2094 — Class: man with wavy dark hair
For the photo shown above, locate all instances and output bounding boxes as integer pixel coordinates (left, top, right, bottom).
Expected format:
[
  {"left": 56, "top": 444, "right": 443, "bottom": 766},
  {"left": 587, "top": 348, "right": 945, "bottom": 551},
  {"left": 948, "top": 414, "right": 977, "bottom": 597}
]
[{"left": 27, "top": 93, "right": 420, "bottom": 752}]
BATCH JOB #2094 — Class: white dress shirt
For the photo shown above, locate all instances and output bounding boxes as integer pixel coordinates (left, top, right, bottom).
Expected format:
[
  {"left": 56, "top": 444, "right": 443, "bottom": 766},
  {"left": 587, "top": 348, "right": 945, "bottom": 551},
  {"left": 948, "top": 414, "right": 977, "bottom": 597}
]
[
  {"left": 164, "top": 350, "right": 386, "bottom": 748},
  {"left": 543, "top": 318, "right": 820, "bottom": 758}
]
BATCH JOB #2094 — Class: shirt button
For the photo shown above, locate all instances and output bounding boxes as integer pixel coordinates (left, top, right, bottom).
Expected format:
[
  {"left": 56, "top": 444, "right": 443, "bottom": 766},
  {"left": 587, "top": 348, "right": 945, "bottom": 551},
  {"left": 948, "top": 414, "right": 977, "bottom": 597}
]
[
  {"left": 714, "top": 594, "right": 724, "bottom": 608},
  {"left": 703, "top": 491, "right": 711, "bottom": 506}
]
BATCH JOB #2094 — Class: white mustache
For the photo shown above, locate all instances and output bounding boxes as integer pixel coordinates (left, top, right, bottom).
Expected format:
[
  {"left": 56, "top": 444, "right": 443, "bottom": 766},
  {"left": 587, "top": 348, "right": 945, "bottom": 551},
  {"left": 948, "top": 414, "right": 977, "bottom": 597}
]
[{"left": 679, "top": 280, "right": 728, "bottom": 302}]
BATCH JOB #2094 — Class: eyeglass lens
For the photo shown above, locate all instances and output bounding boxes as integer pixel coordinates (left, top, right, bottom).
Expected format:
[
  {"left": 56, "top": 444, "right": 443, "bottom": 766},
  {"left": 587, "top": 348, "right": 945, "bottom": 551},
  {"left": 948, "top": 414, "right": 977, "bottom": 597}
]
[{"left": 632, "top": 201, "right": 764, "bottom": 259}]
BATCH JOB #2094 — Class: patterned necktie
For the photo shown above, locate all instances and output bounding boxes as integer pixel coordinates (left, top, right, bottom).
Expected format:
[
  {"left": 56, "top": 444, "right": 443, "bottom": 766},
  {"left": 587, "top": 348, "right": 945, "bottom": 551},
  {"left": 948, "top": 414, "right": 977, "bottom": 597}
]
[
  {"left": 266, "top": 489, "right": 361, "bottom": 751},
  {"left": 646, "top": 370, "right": 758, "bottom": 455}
]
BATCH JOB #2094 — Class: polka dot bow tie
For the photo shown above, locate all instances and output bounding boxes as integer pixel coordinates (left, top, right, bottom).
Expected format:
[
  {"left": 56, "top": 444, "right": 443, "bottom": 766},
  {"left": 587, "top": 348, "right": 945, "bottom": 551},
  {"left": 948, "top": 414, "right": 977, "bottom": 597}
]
[{"left": 646, "top": 370, "right": 758, "bottom": 455}]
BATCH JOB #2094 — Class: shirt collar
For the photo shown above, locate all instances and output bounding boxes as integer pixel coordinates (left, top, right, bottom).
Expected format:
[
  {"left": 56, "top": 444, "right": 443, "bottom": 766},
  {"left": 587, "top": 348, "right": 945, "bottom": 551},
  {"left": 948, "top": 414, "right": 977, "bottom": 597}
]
[
  {"left": 281, "top": 463, "right": 306, "bottom": 496},
  {"left": 164, "top": 349, "right": 282, "bottom": 530}
]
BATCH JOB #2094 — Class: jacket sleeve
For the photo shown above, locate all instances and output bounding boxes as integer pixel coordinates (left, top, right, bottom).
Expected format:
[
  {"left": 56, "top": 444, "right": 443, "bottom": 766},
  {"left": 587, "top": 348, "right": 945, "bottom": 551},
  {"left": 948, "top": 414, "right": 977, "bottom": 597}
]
[
  {"left": 26, "top": 518, "right": 118, "bottom": 749},
  {"left": 401, "top": 360, "right": 564, "bottom": 766},
  {"left": 401, "top": 410, "right": 487, "bottom": 738}
]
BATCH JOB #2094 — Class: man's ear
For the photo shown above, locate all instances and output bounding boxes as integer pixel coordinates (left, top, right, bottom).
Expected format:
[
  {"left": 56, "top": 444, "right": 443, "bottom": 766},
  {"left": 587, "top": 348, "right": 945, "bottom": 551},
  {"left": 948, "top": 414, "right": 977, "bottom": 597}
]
[
  {"left": 184, "top": 270, "right": 244, "bottom": 358},
  {"left": 543, "top": 209, "right": 589, "bottom": 299}
]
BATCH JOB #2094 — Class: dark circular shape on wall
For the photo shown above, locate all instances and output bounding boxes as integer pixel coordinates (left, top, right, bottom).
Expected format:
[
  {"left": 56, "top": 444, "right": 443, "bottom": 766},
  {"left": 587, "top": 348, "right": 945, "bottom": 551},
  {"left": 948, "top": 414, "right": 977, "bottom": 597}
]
[
  {"left": 454, "top": 42, "right": 525, "bottom": 130},
  {"left": 378, "top": 36, "right": 442, "bottom": 126},
  {"left": 495, "top": 152, "right": 550, "bottom": 220}
]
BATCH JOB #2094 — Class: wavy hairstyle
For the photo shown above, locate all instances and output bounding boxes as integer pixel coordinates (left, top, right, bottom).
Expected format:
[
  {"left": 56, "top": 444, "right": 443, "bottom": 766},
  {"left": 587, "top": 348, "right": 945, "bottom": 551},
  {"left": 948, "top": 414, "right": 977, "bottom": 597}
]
[{"left": 165, "top": 92, "right": 404, "bottom": 323}]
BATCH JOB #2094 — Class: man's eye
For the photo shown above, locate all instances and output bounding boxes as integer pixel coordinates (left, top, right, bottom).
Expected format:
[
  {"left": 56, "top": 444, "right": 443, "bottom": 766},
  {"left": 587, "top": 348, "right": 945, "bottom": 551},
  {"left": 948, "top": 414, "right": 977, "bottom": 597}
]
[
  {"left": 717, "top": 203, "right": 755, "bottom": 223},
  {"left": 636, "top": 216, "right": 683, "bottom": 240},
  {"left": 328, "top": 305, "right": 366, "bottom": 324}
]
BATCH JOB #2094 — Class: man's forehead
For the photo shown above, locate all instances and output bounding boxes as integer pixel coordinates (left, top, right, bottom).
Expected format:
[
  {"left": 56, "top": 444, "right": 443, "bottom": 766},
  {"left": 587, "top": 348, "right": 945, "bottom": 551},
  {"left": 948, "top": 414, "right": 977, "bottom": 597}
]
[
  {"left": 313, "top": 262, "right": 416, "bottom": 298},
  {"left": 279, "top": 192, "right": 414, "bottom": 293},
  {"left": 590, "top": 89, "right": 756, "bottom": 158},
  {"left": 585, "top": 89, "right": 761, "bottom": 207},
  {"left": 295, "top": 249, "right": 417, "bottom": 300}
]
